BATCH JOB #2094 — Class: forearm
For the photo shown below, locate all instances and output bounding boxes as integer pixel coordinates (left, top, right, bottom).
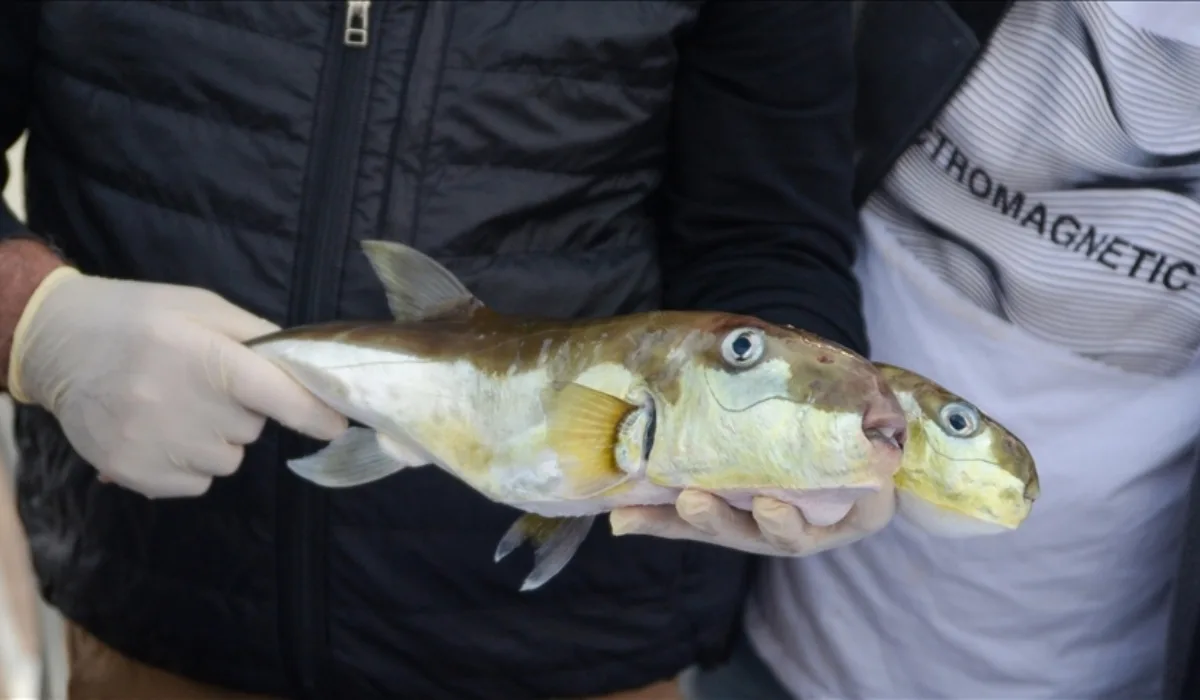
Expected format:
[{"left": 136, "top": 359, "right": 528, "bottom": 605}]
[{"left": 0, "top": 237, "right": 65, "bottom": 389}]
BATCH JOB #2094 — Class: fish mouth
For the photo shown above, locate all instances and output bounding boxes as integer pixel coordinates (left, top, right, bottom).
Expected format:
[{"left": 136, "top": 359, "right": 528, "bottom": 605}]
[
  {"left": 1023, "top": 480, "right": 1040, "bottom": 507},
  {"left": 862, "top": 392, "right": 908, "bottom": 453},
  {"left": 865, "top": 422, "right": 906, "bottom": 451}
]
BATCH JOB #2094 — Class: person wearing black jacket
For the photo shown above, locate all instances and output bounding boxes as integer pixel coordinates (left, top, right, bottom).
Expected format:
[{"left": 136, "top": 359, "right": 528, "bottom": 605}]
[{"left": 0, "top": 2, "right": 884, "bottom": 699}]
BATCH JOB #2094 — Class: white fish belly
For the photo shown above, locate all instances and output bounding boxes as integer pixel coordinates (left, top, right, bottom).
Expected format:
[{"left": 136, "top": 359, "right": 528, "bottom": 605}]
[
  {"left": 509, "top": 481, "right": 684, "bottom": 518},
  {"left": 255, "top": 339, "right": 566, "bottom": 500},
  {"left": 259, "top": 340, "right": 694, "bottom": 517}
]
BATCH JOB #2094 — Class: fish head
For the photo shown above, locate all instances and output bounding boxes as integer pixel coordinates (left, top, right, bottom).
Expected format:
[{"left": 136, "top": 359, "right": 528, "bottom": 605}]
[
  {"left": 876, "top": 364, "right": 1040, "bottom": 537},
  {"left": 640, "top": 316, "right": 907, "bottom": 501}
]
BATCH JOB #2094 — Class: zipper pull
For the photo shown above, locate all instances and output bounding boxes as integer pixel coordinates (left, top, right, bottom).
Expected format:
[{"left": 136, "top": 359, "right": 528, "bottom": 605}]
[{"left": 344, "top": 0, "right": 371, "bottom": 48}]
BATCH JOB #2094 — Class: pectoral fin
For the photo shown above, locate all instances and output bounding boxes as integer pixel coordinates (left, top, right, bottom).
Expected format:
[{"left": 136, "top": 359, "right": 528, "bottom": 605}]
[
  {"left": 545, "top": 382, "right": 638, "bottom": 498},
  {"left": 287, "top": 427, "right": 421, "bottom": 488},
  {"left": 494, "top": 514, "right": 596, "bottom": 591},
  {"left": 361, "top": 239, "right": 485, "bottom": 322}
]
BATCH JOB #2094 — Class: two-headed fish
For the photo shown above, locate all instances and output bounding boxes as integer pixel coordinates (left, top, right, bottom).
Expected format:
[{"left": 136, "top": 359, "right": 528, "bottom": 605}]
[{"left": 249, "top": 240, "right": 1038, "bottom": 590}]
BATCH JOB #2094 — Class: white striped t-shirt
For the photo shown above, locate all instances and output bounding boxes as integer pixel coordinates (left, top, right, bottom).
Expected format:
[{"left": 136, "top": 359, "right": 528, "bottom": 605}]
[
  {"left": 869, "top": 0, "right": 1200, "bottom": 377},
  {"left": 746, "top": 3, "right": 1200, "bottom": 698}
]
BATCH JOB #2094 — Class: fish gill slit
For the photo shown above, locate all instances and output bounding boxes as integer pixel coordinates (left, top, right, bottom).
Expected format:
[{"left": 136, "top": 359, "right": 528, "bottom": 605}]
[{"left": 642, "top": 395, "right": 657, "bottom": 462}]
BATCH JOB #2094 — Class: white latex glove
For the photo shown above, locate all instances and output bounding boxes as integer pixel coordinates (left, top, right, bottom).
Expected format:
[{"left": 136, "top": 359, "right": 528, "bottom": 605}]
[
  {"left": 7, "top": 267, "right": 348, "bottom": 499},
  {"left": 609, "top": 483, "right": 896, "bottom": 557}
]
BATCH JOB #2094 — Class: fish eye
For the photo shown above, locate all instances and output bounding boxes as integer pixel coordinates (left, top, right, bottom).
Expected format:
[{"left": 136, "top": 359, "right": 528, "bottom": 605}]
[
  {"left": 939, "top": 401, "right": 981, "bottom": 437},
  {"left": 720, "top": 327, "right": 765, "bottom": 368}
]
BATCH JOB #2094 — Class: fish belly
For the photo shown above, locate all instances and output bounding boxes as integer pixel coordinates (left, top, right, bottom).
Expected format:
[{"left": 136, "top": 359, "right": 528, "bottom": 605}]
[
  {"left": 256, "top": 338, "right": 565, "bottom": 502},
  {"left": 509, "top": 481, "right": 683, "bottom": 518}
]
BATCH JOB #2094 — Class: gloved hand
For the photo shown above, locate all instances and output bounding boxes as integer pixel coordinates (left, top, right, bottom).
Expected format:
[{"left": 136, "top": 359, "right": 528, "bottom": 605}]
[
  {"left": 7, "top": 267, "right": 348, "bottom": 499},
  {"left": 608, "top": 483, "right": 896, "bottom": 556}
]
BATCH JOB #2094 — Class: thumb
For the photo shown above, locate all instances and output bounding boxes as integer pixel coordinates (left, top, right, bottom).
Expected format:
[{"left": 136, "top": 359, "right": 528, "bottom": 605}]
[{"left": 844, "top": 481, "right": 897, "bottom": 535}]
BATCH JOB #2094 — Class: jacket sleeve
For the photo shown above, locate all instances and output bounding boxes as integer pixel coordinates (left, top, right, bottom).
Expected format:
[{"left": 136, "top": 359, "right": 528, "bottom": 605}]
[
  {"left": 0, "top": 3, "right": 38, "bottom": 240},
  {"left": 660, "top": 0, "right": 867, "bottom": 354}
]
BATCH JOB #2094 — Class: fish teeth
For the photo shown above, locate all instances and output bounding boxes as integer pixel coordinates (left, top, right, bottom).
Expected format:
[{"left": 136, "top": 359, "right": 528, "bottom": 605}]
[{"left": 866, "top": 425, "right": 905, "bottom": 451}]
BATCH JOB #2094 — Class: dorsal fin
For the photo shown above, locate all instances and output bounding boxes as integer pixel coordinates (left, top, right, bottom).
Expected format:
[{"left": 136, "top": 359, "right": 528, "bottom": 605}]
[{"left": 361, "top": 239, "right": 485, "bottom": 322}]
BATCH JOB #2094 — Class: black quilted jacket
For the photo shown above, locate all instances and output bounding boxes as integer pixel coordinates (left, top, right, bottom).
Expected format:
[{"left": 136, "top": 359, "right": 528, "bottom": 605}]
[{"left": 0, "top": 2, "right": 864, "bottom": 698}]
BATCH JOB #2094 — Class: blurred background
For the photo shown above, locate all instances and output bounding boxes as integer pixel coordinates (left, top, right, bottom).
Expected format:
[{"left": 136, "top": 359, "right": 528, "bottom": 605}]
[
  {"left": 3, "top": 132, "right": 68, "bottom": 700},
  {"left": 4, "top": 135, "right": 25, "bottom": 470}
]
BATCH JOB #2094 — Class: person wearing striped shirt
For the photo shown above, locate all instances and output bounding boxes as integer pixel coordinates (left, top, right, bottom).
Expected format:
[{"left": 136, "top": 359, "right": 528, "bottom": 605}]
[{"left": 685, "top": 2, "right": 1200, "bottom": 698}]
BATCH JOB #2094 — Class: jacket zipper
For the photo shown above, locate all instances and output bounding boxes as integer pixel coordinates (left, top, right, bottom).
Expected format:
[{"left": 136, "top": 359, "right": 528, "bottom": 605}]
[
  {"left": 345, "top": 0, "right": 371, "bottom": 47},
  {"left": 280, "top": 2, "right": 375, "bottom": 698}
]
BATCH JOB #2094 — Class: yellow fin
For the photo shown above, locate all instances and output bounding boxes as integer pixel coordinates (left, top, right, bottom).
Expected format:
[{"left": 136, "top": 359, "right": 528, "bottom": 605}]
[{"left": 545, "top": 382, "right": 637, "bottom": 498}]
